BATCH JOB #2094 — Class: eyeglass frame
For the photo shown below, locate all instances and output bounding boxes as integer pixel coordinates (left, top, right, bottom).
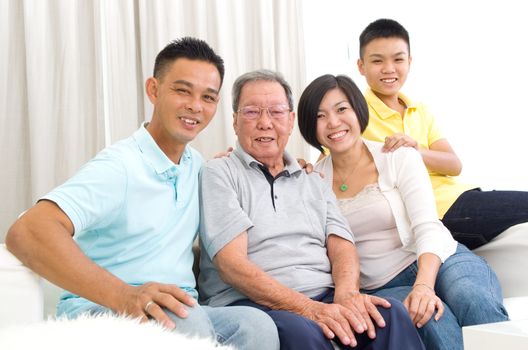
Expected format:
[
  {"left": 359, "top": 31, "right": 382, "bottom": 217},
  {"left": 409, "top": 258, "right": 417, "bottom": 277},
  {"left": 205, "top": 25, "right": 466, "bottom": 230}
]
[{"left": 236, "top": 104, "right": 291, "bottom": 119}]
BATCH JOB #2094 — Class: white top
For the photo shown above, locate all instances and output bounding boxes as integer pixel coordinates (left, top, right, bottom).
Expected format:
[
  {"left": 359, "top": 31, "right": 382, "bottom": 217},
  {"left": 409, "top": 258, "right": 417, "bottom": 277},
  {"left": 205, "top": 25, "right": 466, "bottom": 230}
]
[
  {"left": 338, "top": 184, "right": 416, "bottom": 289},
  {"left": 316, "top": 139, "right": 457, "bottom": 262}
]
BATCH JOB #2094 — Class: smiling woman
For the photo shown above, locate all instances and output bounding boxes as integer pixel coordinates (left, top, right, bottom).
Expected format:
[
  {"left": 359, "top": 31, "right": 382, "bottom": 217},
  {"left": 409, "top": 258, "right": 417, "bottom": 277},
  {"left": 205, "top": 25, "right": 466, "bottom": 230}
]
[
  {"left": 302, "top": 1, "right": 528, "bottom": 191},
  {"left": 296, "top": 73, "right": 509, "bottom": 350}
]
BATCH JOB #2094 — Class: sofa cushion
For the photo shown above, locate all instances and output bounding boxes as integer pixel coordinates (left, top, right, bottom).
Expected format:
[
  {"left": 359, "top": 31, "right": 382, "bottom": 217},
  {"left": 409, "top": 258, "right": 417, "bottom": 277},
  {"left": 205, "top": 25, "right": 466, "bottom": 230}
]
[
  {"left": 0, "top": 244, "right": 43, "bottom": 328},
  {"left": 473, "top": 222, "right": 528, "bottom": 298}
]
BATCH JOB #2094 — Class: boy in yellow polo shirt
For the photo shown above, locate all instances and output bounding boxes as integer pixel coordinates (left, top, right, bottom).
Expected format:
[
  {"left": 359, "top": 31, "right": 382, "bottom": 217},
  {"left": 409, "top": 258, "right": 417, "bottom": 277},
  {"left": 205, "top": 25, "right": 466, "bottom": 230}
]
[{"left": 357, "top": 18, "right": 528, "bottom": 249}]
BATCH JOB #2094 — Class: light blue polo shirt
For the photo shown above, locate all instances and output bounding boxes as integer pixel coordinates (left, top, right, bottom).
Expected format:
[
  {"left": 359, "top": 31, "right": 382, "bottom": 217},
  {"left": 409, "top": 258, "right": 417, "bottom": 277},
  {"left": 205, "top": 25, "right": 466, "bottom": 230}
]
[{"left": 42, "top": 123, "right": 202, "bottom": 317}]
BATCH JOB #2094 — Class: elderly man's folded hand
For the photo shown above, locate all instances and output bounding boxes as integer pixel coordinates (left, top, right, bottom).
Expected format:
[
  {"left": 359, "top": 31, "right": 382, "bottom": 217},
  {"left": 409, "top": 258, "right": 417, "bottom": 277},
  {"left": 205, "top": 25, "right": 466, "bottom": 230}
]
[
  {"left": 301, "top": 300, "right": 370, "bottom": 347},
  {"left": 334, "top": 291, "right": 392, "bottom": 339}
]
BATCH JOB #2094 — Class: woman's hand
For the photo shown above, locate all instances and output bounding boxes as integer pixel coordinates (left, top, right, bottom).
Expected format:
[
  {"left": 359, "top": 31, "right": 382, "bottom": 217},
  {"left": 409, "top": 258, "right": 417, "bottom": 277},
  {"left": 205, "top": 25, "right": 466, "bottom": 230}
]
[
  {"left": 296, "top": 158, "right": 326, "bottom": 177},
  {"left": 403, "top": 283, "right": 444, "bottom": 328}
]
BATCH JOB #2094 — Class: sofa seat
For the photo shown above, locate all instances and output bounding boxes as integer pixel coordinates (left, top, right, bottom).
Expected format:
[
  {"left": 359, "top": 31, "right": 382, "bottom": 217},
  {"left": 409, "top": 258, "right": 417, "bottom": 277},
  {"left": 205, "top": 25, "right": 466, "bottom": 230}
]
[
  {"left": 1, "top": 222, "right": 528, "bottom": 329},
  {"left": 473, "top": 222, "right": 528, "bottom": 298}
]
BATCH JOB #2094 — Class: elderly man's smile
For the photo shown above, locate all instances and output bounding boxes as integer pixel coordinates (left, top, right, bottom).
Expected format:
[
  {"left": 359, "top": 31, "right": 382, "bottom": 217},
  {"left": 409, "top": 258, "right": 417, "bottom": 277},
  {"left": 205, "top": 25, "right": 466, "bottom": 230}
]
[{"left": 255, "top": 136, "right": 275, "bottom": 143}]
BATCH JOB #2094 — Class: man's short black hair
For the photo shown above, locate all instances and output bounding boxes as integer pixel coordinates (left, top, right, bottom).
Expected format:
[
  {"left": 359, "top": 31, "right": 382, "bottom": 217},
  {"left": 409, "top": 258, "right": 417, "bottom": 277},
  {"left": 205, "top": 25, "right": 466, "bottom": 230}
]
[
  {"left": 297, "top": 74, "right": 369, "bottom": 153},
  {"left": 153, "top": 37, "right": 225, "bottom": 87},
  {"left": 359, "top": 19, "right": 410, "bottom": 59}
]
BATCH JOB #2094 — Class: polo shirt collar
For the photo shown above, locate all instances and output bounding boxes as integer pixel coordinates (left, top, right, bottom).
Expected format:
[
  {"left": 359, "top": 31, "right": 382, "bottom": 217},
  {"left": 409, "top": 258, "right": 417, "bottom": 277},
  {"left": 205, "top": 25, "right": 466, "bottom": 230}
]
[
  {"left": 233, "top": 141, "right": 302, "bottom": 175},
  {"left": 133, "top": 123, "right": 191, "bottom": 175},
  {"left": 365, "top": 88, "right": 417, "bottom": 120}
]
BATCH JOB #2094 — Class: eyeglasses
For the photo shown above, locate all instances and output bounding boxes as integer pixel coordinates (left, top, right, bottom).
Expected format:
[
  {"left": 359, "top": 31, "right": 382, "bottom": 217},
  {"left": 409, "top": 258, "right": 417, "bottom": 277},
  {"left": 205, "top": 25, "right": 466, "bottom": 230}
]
[{"left": 237, "top": 105, "right": 290, "bottom": 119}]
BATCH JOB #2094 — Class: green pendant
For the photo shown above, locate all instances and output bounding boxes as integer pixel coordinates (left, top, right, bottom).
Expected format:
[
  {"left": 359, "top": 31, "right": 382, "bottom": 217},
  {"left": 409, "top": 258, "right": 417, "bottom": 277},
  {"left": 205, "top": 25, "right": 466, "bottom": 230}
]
[{"left": 339, "top": 184, "right": 348, "bottom": 192}]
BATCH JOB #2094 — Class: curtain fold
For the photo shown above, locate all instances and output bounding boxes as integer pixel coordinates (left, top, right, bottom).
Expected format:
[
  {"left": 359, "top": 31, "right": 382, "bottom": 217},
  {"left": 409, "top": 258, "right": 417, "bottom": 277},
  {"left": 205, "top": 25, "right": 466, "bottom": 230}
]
[
  {"left": 1, "top": 0, "right": 32, "bottom": 233},
  {"left": 0, "top": 0, "right": 308, "bottom": 241}
]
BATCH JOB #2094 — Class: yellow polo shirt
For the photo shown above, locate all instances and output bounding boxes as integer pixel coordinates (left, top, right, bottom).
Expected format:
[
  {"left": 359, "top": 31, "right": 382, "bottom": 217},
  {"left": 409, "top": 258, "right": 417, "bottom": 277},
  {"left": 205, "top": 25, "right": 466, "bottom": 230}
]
[{"left": 362, "top": 89, "right": 474, "bottom": 218}]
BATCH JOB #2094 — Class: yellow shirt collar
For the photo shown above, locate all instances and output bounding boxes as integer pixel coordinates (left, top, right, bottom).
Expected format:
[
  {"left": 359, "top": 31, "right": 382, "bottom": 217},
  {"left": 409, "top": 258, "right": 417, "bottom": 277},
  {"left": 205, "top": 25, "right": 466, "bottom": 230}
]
[{"left": 365, "top": 88, "right": 416, "bottom": 120}]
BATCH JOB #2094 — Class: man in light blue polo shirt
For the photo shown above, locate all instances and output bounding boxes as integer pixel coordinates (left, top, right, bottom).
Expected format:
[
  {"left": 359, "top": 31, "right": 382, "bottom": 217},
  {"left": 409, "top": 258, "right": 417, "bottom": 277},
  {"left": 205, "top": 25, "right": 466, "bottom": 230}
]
[{"left": 5, "top": 38, "right": 278, "bottom": 349}]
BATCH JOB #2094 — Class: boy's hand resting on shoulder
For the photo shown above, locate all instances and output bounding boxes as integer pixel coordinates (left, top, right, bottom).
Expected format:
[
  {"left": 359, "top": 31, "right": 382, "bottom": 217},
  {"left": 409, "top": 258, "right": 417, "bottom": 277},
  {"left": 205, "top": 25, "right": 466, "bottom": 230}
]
[{"left": 382, "top": 133, "right": 418, "bottom": 152}]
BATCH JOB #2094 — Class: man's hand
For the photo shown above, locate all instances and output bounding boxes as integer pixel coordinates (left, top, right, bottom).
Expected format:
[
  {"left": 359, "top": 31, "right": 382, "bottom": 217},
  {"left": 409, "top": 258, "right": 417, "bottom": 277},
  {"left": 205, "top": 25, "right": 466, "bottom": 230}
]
[
  {"left": 382, "top": 133, "right": 418, "bottom": 152},
  {"left": 214, "top": 146, "right": 234, "bottom": 159},
  {"left": 119, "top": 282, "right": 197, "bottom": 329},
  {"left": 300, "top": 300, "right": 368, "bottom": 347},
  {"left": 334, "top": 291, "right": 391, "bottom": 339},
  {"left": 403, "top": 284, "right": 443, "bottom": 328}
]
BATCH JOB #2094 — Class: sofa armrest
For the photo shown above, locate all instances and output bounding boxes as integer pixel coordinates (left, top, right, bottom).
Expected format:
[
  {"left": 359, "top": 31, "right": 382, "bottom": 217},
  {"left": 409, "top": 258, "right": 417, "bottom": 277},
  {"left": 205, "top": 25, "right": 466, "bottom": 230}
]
[
  {"left": 473, "top": 222, "right": 528, "bottom": 298},
  {"left": 0, "top": 244, "right": 44, "bottom": 328}
]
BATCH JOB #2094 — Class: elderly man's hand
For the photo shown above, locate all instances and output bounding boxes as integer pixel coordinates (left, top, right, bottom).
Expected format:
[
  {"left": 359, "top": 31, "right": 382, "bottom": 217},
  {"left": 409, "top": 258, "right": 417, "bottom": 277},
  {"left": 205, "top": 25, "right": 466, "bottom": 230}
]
[
  {"left": 334, "top": 291, "right": 391, "bottom": 339},
  {"left": 119, "top": 282, "right": 197, "bottom": 329},
  {"left": 300, "top": 300, "right": 368, "bottom": 347}
]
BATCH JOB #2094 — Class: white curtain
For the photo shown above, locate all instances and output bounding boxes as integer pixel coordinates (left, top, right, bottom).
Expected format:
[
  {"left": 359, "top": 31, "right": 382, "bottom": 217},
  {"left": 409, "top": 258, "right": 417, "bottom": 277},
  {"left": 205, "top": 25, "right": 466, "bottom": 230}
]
[{"left": 0, "top": 0, "right": 308, "bottom": 241}]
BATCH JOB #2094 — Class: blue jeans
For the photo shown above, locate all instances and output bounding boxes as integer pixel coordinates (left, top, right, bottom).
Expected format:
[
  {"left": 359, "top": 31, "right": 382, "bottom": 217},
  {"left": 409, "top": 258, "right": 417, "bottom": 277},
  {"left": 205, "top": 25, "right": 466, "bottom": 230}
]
[
  {"left": 442, "top": 188, "right": 528, "bottom": 249},
  {"left": 230, "top": 290, "right": 425, "bottom": 350},
  {"left": 364, "top": 244, "right": 509, "bottom": 350},
  {"left": 168, "top": 304, "right": 279, "bottom": 349},
  {"left": 59, "top": 301, "right": 279, "bottom": 349}
]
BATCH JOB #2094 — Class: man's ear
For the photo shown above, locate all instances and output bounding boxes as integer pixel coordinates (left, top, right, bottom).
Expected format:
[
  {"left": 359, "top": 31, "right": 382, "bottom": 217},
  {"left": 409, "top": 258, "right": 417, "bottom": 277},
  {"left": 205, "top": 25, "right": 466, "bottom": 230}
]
[
  {"left": 289, "top": 111, "right": 296, "bottom": 135},
  {"left": 145, "top": 77, "right": 158, "bottom": 104},
  {"left": 233, "top": 112, "right": 239, "bottom": 135},
  {"left": 357, "top": 58, "right": 365, "bottom": 76}
]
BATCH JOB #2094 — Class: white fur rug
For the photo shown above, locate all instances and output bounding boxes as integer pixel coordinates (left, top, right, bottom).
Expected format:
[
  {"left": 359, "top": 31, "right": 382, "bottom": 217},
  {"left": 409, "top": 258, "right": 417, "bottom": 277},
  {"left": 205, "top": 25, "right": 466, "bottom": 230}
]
[{"left": 0, "top": 313, "right": 233, "bottom": 350}]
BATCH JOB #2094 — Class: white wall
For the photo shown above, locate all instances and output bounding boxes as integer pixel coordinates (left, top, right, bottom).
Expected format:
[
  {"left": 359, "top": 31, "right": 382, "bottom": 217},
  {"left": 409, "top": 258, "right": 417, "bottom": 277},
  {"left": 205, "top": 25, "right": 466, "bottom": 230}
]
[{"left": 303, "top": 0, "right": 528, "bottom": 191}]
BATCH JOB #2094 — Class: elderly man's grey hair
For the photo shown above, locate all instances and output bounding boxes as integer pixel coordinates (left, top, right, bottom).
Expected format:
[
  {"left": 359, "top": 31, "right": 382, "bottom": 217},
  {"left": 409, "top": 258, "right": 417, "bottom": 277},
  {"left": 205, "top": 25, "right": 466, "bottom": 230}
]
[{"left": 231, "top": 69, "right": 294, "bottom": 113}]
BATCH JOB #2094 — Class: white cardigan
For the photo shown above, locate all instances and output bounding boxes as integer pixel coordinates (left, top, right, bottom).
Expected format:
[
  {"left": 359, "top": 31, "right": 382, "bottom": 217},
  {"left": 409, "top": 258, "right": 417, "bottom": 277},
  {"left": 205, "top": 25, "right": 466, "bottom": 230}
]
[{"left": 316, "top": 139, "right": 457, "bottom": 262}]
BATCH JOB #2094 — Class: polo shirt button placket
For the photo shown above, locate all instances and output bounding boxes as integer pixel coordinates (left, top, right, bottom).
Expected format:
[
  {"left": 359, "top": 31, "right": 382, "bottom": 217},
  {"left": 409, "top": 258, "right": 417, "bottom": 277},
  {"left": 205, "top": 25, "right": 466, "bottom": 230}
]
[{"left": 166, "top": 167, "right": 178, "bottom": 201}]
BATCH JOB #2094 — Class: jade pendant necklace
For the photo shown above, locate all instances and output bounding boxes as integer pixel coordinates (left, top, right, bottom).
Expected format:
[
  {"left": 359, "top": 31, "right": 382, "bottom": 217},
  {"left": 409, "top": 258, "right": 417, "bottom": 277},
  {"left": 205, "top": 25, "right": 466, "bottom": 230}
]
[
  {"left": 334, "top": 162, "right": 357, "bottom": 192},
  {"left": 335, "top": 169, "right": 352, "bottom": 192},
  {"left": 333, "top": 148, "right": 367, "bottom": 192}
]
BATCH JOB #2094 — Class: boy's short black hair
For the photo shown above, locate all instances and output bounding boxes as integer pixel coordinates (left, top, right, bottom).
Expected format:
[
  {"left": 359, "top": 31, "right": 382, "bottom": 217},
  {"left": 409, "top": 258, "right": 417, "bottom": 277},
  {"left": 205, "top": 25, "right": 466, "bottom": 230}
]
[
  {"left": 359, "top": 19, "right": 410, "bottom": 59},
  {"left": 297, "top": 74, "right": 369, "bottom": 153},
  {"left": 153, "top": 37, "right": 225, "bottom": 87}
]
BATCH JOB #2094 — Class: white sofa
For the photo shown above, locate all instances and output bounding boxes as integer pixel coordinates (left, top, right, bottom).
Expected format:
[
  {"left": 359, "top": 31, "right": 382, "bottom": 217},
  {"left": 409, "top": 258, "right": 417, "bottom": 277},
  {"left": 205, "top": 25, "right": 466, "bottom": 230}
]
[{"left": 1, "top": 223, "right": 528, "bottom": 328}]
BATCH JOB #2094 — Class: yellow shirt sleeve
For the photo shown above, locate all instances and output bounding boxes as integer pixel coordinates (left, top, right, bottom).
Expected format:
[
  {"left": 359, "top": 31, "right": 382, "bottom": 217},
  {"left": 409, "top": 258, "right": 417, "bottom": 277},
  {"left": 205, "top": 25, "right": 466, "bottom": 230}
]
[{"left": 362, "top": 90, "right": 473, "bottom": 218}]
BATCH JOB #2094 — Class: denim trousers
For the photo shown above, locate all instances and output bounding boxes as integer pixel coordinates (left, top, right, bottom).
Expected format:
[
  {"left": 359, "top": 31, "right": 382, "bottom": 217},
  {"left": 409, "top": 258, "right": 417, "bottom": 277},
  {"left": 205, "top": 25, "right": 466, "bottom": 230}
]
[
  {"left": 364, "top": 244, "right": 509, "bottom": 350},
  {"left": 60, "top": 301, "right": 279, "bottom": 350},
  {"left": 230, "top": 290, "right": 425, "bottom": 350},
  {"left": 168, "top": 304, "right": 280, "bottom": 349},
  {"left": 442, "top": 188, "right": 528, "bottom": 249}
]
